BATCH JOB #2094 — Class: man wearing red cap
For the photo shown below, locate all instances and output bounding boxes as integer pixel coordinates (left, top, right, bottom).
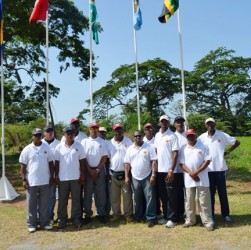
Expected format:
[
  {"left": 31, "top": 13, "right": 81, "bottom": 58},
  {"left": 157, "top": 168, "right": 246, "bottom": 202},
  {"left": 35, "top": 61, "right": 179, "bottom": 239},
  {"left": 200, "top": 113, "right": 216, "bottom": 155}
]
[
  {"left": 109, "top": 123, "right": 133, "bottom": 222},
  {"left": 143, "top": 123, "right": 155, "bottom": 145},
  {"left": 81, "top": 123, "right": 108, "bottom": 224},
  {"left": 180, "top": 129, "right": 214, "bottom": 231}
]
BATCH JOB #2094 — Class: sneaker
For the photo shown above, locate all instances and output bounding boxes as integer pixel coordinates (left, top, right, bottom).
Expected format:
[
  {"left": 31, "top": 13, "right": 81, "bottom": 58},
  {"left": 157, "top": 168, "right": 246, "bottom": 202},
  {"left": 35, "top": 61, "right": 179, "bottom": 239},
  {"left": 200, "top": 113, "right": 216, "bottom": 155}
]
[
  {"left": 166, "top": 220, "right": 176, "bottom": 228},
  {"left": 125, "top": 216, "right": 133, "bottom": 223},
  {"left": 110, "top": 215, "right": 120, "bottom": 222},
  {"left": 44, "top": 225, "right": 53, "bottom": 230},
  {"left": 206, "top": 226, "right": 214, "bottom": 231},
  {"left": 158, "top": 218, "right": 167, "bottom": 225},
  {"left": 28, "top": 227, "right": 36, "bottom": 233},
  {"left": 224, "top": 216, "right": 232, "bottom": 222},
  {"left": 147, "top": 221, "right": 155, "bottom": 228}
]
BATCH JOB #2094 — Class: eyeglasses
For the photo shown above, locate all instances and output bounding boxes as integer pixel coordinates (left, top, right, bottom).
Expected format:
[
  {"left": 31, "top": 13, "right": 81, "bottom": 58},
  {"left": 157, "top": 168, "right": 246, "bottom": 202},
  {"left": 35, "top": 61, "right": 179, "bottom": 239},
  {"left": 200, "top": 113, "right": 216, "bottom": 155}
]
[
  {"left": 144, "top": 127, "right": 152, "bottom": 131},
  {"left": 134, "top": 135, "right": 142, "bottom": 138}
]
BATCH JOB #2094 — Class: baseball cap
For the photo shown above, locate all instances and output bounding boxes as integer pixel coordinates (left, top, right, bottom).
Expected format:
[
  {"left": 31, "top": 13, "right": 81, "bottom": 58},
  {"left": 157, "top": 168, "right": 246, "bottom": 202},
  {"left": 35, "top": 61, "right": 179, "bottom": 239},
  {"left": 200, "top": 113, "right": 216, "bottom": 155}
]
[
  {"left": 113, "top": 123, "right": 123, "bottom": 130},
  {"left": 89, "top": 122, "right": 99, "bottom": 128},
  {"left": 144, "top": 123, "right": 153, "bottom": 129},
  {"left": 185, "top": 129, "right": 196, "bottom": 136},
  {"left": 44, "top": 125, "right": 54, "bottom": 132},
  {"left": 63, "top": 126, "right": 74, "bottom": 133},
  {"left": 32, "top": 128, "right": 42, "bottom": 135},
  {"left": 99, "top": 127, "right": 107, "bottom": 132},
  {"left": 70, "top": 118, "right": 80, "bottom": 123},
  {"left": 159, "top": 115, "right": 169, "bottom": 122},
  {"left": 205, "top": 118, "right": 215, "bottom": 124},
  {"left": 174, "top": 116, "right": 185, "bottom": 123}
]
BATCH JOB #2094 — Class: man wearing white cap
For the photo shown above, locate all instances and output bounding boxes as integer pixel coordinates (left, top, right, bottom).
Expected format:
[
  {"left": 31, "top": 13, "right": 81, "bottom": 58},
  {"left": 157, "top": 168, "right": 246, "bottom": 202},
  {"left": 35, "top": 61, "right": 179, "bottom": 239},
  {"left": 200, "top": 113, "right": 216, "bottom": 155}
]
[
  {"left": 154, "top": 115, "right": 179, "bottom": 228},
  {"left": 180, "top": 129, "right": 214, "bottom": 231},
  {"left": 198, "top": 118, "right": 240, "bottom": 222}
]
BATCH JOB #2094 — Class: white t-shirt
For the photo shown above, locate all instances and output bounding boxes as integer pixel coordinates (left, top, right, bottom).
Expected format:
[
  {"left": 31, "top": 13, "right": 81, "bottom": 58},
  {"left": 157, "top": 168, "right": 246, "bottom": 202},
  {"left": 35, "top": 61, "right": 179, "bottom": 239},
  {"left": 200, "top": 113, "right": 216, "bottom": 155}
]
[
  {"left": 175, "top": 131, "right": 187, "bottom": 173},
  {"left": 143, "top": 136, "right": 155, "bottom": 145},
  {"left": 61, "top": 131, "right": 88, "bottom": 143},
  {"left": 19, "top": 142, "right": 54, "bottom": 186},
  {"left": 42, "top": 138, "right": 60, "bottom": 161},
  {"left": 81, "top": 136, "right": 108, "bottom": 168},
  {"left": 180, "top": 140, "right": 211, "bottom": 188},
  {"left": 124, "top": 142, "right": 157, "bottom": 180},
  {"left": 55, "top": 141, "right": 86, "bottom": 181},
  {"left": 110, "top": 136, "right": 133, "bottom": 172},
  {"left": 198, "top": 130, "right": 236, "bottom": 172},
  {"left": 154, "top": 128, "right": 179, "bottom": 173}
]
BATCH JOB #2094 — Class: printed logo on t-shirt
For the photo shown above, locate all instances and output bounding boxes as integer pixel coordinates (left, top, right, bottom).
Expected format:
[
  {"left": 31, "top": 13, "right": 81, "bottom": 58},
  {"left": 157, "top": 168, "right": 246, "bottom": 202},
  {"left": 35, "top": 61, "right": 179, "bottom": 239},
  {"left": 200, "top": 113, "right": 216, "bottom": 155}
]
[
  {"left": 44, "top": 151, "right": 47, "bottom": 154},
  {"left": 198, "top": 151, "right": 202, "bottom": 155},
  {"left": 218, "top": 139, "right": 221, "bottom": 143},
  {"left": 165, "top": 139, "right": 169, "bottom": 143},
  {"left": 75, "top": 148, "right": 78, "bottom": 152}
]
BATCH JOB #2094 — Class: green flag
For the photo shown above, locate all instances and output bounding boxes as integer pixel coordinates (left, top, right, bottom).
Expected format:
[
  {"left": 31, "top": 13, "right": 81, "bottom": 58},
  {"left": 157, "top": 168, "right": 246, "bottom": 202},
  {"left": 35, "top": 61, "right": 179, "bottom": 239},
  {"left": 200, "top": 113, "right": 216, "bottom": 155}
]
[
  {"left": 89, "top": 0, "right": 99, "bottom": 45},
  {"left": 158, "top": 0, "right": 179, "bottom": 23}
]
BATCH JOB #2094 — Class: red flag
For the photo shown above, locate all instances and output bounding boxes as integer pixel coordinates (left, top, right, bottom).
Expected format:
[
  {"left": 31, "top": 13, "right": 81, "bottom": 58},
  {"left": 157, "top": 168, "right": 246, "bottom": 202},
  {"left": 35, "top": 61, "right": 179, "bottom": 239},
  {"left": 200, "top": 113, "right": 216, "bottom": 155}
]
[{"left": 29, "top": 0, "right": 48, "bottom": 22}]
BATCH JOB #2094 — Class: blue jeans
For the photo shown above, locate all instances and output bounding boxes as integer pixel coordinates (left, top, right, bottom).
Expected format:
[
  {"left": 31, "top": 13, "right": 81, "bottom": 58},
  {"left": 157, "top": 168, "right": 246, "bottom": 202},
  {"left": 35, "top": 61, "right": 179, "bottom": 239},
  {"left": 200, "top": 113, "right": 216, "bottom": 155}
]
[
  {"left": 131, "top": 174, "right": 156, "bottom": 222},
  {"left": 208, "top": 171, "right": 230, "bottom": 218}
]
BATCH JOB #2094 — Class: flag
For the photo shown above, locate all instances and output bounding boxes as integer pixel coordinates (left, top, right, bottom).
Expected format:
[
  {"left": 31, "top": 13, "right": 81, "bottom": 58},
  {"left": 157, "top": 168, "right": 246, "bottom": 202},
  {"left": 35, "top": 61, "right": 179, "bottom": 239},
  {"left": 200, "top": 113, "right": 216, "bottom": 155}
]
[
  {"left": 89, "top": 0, "right": 99, "bottom": 45},
  {"left": 0, "top": 0, "right": 3, "bottom": 62},
  {"left": 29, "top": 0, "right": 48, "bottom": 23},
  {"left": 158, "top": 0, "right": 179, "bottom": 23},
  {"left": 133, "top": 0, "right": 142, "bottom": 30}
]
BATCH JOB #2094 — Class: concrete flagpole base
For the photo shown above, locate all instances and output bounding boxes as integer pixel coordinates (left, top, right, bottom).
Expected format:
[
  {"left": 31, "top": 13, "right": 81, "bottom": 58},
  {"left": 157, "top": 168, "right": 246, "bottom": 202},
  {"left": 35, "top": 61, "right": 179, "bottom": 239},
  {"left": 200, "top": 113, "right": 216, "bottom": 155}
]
[{"left": 0, "top": 175, "right": 19, "bottom": 201}]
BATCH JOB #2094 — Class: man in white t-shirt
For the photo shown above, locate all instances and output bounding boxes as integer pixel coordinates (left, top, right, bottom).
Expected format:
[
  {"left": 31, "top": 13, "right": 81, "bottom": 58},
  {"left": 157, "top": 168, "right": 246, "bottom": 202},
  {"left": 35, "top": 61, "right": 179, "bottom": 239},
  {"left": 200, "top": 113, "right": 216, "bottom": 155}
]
[
  {"left": 125, "top": 130, "right": 157, "bottom": 227},
  {"left": 154, "top": 115, "right": 179, "bottom": 228},
  {"left": 173, "top": 116, "right": 187, "bottom": 222},
  {"left": 55, "top": 127, "right": 85, "bottom": 229},
  {"left": 81, "top": 123, "right": 108, "bottom": 224},
  {"left": 180, "top": 129, "right": 214, "bottom": 231},
  {"left": 42, "top": 125, "right": 60, "bottom": 224},
  {"left": 109, "top": 123, "right": 133, "bottom": 222},
  {"left": 198, "top": 118, "right": 240, "bottom": 222},
  {"left": 19, "top": 128, "right": 54, "bottom": 233}
]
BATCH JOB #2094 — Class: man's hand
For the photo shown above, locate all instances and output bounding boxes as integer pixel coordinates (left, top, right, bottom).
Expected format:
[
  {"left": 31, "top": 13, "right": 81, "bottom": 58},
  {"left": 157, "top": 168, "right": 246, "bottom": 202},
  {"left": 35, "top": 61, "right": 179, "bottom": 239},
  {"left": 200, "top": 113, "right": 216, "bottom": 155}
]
[
  {"left": 89, "top": 169, "right": 99, "bottom": 180},
  {"left": 150, "top": 176, "right": 156, "bottom": 186},
  {"left": 55, "top": 177, "right": 60, "bottom": 186},
  {"left": 23, "top": 180, "right": 29, "bottom": 190},
  {"left": 125, "top": 176, "right": 130, "bottom": 185},
  {"left": 189, "top": 172, "right": 200, "bottom": 182},
  {"left": 49, "top": 177, "right": 54, "bottom": 185},
  {"left": 167, "top": 171, "right": 174, "bottom": 183}
]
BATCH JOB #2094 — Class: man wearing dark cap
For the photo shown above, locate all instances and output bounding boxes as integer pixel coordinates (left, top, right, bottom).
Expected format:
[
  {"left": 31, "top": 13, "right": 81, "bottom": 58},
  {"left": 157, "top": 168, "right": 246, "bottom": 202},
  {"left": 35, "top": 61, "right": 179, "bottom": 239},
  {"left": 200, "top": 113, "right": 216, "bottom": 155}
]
[
  {"left": 19, "top": 128, "right": 54, "bottom": 233},
  {"left": 154, "top": 115, "right": 179, "bottom": 228},
  {"left": 42, "top": 125, "right": 60, "bottom": 224},
  {"left": 61, "top": 118, "right": 87, "bottom": 143},
  {"left": 55, "top": 127, "right": 86, "bottom": 229},
  {"left": 81, "top": 123, "right": 108, "bottom": 224},
  {"left": 109, "top": 123, "right": 133, "bottom": 222},
  {"left": 180, "top": 129, "right": 214, "bottom": 231},
  {"left": 198, "top": 118, "right": 240, "bottom": 222},
  {"left": 173, "top": 116, "right": 186, "bottom": 222},
  {"left": 143, "top": 123, "right": 155, "bottom": 145}
]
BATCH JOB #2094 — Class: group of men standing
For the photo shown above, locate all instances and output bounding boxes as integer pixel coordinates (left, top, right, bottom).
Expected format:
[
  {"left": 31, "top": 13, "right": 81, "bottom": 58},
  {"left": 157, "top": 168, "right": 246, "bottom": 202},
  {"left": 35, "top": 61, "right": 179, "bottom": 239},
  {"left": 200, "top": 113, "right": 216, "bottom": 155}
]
[{"left": 19, "top": 115, "right": 240, "bottom": 232}]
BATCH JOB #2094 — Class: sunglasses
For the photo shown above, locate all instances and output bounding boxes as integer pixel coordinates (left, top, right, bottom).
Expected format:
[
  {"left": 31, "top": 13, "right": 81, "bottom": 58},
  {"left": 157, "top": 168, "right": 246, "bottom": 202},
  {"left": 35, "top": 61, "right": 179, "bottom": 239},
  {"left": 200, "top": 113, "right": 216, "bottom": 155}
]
[{"left": 144, "top": 127, "right": 152, "bottom": 130}]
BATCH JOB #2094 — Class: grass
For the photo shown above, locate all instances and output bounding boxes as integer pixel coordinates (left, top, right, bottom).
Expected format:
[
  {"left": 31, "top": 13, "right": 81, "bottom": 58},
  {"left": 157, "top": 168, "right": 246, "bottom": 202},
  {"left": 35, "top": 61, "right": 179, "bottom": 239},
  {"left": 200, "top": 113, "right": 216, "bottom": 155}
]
[{"left": 0, "top": 137, "right": 251, "bottom": 249}]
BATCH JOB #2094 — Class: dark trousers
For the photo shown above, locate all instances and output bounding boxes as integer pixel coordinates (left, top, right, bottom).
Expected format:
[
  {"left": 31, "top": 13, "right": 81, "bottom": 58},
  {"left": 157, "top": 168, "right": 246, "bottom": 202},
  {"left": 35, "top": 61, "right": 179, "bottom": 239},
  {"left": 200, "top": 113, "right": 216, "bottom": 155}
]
[
  {"left": 208, "top": 171, "right": 230, "bottom": 218},
  {"left": 176, "top": 173, "right": 185, "bottom": 220},
  {"left": 156, "top": 172, "right": 178, "bottom": 222}
]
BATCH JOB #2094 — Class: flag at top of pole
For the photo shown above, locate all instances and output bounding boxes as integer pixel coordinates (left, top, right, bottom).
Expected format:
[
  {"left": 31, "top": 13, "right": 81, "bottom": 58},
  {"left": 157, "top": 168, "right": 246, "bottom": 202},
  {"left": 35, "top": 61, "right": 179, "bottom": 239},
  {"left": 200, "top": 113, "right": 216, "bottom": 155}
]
[
  {"left": 158, "top": 0, "right": 179, "bottom": 23},
  {"left": 90, "top": 0, "right": 99, "bottom": 45},
  {"left": 133, "top": 0, "right": 142, "bottom": 30},
  {"left": 0, "top": 0, "right": 3, "bottom": 54},
  {"left": 29, "top": 0, "right": 48, "bottom": 22}
]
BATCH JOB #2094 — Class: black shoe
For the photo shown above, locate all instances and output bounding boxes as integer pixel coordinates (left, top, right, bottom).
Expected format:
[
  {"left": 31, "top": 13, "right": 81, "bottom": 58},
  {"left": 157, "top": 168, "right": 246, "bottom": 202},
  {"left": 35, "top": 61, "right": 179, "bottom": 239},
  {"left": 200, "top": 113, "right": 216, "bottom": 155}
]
[
  {"left": 98, "top": 216, "right": 107, "bottom": 224},
  {"left": 57, "top": 223, "right": 66, "bottom": 229},
  {"left": 147, "top": 221, "right": 155, "bottom": 228},
  {"left": 82, "top": 217, "right": 92, "bottom": 225}
]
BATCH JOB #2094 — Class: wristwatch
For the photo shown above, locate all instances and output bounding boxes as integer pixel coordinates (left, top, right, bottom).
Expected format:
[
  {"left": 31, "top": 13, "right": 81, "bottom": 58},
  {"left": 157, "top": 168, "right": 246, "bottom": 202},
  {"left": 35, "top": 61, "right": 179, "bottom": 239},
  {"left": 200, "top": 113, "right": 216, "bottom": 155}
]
[{"left": 96, "top": 168, "right": 100, "bottom": 174}]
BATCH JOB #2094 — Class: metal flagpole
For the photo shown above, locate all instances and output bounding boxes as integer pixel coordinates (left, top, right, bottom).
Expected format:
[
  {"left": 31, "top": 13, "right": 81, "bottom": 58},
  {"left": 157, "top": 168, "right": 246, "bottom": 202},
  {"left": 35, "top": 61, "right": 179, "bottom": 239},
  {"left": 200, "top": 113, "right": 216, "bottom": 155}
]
[
  {"left": 0, "top": 17, "right": 19, "bottom": 200},
  {"left": 89, "top": 4, "right": 93, "bottom": 123},
  {"left": 132, "top": 0, "right": 141, "bottom": 130},
  {"left": 177, "top": 8, "right": 187, "bottom": 129},
  {"left": 45, "top": 10, "right": 49, "bottom": 125}
]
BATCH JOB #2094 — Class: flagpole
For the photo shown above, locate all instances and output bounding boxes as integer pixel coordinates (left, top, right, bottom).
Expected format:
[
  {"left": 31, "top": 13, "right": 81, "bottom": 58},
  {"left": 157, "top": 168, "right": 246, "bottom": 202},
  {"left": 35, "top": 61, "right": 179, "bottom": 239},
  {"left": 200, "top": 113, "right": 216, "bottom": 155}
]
[
  {"left": 177, "top": 8, "right": 187, "bottom": 128},
  {"left": 89, "top": 5, "right": 93, "bottom": 123},
  {"left": 132, "top": 0, "right": 141, "bottom": 130},
  {"left": 45, "top": 10, "right": 49, "bottom": 125},
  {"left": 1, "top": 43, "right": 5, "bottom": 178}
]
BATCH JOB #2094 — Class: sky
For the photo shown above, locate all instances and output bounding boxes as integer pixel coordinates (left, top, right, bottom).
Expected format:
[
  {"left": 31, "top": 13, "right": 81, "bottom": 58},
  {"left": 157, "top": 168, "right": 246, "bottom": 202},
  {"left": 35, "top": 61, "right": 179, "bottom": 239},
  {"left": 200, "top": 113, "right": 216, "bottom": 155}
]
[{"left": 48, "top": 0, "right": 251, "bottom": 125}]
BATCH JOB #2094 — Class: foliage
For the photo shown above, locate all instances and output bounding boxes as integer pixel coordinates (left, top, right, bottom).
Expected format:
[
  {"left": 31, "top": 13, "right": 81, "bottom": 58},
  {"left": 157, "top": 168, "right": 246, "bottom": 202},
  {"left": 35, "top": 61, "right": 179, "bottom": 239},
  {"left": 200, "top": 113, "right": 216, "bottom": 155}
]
[
  {"left": 88, "top": 58, "right": 181, "bottom": 121},
  {"left": 185, "top": 47, "right": 251, "bottom": 135}
]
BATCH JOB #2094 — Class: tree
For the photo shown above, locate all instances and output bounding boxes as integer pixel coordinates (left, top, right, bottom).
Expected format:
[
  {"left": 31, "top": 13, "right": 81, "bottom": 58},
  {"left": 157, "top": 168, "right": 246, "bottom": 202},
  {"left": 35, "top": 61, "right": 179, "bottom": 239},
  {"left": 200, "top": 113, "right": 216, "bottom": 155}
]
[
  {"left": 89, "top": 58, "right": 181, "bottom": 121},
  {"left": 1, "top": 0, "right": 99, "bottom": 123},
  {"left": 186, "top": 47, "right": 251, "bottom": 135}
]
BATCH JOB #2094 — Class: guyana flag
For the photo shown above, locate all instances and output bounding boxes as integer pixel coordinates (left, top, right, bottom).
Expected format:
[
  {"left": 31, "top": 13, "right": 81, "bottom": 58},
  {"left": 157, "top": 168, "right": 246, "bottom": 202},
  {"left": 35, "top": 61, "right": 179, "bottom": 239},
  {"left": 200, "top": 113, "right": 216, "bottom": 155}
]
[{"left": 158, "top": 0, "right": 179, "bottom": 23}]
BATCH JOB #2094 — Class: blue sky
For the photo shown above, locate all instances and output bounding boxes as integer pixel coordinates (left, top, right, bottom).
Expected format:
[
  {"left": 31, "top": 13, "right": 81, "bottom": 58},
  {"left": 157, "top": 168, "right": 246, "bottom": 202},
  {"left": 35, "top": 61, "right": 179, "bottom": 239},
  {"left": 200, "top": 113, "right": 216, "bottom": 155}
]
[{"left": 49, "top": 0, "right": 251, "bottom": 124}]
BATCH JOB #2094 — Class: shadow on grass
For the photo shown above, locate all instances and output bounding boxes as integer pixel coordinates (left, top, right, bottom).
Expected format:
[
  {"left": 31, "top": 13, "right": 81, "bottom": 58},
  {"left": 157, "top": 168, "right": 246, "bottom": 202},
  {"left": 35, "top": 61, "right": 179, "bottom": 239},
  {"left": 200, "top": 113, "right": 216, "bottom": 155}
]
[
  {"left": 227, "top": 168, "right": 251, "bottom": 183},
  {"left": 213, "top": 214, "right": 251, "bottom": 228}
]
